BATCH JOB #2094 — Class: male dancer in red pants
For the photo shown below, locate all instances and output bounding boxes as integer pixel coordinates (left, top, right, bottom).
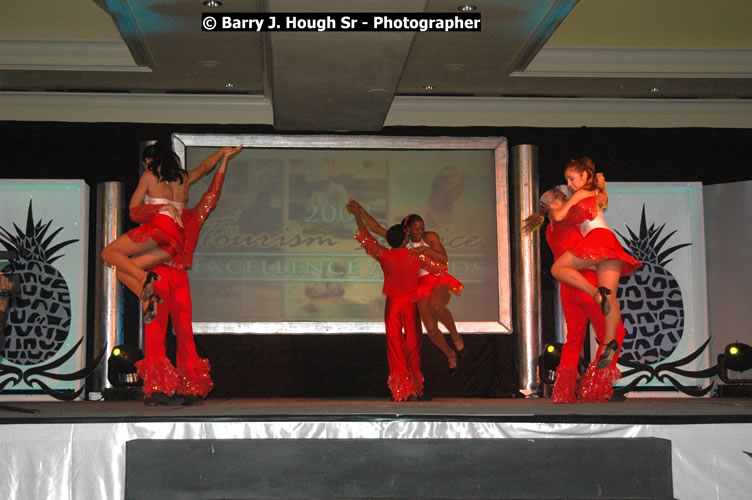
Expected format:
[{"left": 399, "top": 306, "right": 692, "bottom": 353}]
[
  {"left": 347, "top": 202, "right": 448, "bottom": 402},
  {"left": 131, "top": 146, "right": 241, "bottom": 405},
  {"left": 543, "top": 189, "right": 626, "bottom": 403}
]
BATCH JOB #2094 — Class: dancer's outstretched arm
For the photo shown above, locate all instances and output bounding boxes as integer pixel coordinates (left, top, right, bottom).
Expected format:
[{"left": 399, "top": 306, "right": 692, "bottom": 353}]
[
  {"left": 187, "top": 146, "right": 243, "bottom": 185},
  {"left": 348, "top": 200, "right": 387, "bottom": 238},
  {"left": 193, "top": 146, "right": 242, "bottom": 226}
]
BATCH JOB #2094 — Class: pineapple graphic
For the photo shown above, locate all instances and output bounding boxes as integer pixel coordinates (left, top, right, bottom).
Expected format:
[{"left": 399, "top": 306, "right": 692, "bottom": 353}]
[
  {"left": 0, "top": 200, "right": 77, "bottom": 365},
  {"left": 615, "top": 205, "right": 691, "bottom": 364}
]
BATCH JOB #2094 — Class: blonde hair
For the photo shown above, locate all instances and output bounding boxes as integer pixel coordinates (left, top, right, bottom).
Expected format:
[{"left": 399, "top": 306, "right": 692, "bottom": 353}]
[{"left": 522, "top": 189, "right": 567, "bottom": 233}]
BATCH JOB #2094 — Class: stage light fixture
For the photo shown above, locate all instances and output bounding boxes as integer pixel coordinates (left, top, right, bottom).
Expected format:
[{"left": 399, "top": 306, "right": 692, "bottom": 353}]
[
  {"left": 107, "top": 344, "right": 144, "bottom": 388},
  {"left": 718, "top": 342, "right": 752, "bottom": 386},
  {"left": 542, "top": 342, "right": 563, "bottom": 371},
  {"left": 538, "top": 342, "right": 563, "bottom": 386},
  {"left": 723, "top": 343, "right": 752, "bottom": 372}
]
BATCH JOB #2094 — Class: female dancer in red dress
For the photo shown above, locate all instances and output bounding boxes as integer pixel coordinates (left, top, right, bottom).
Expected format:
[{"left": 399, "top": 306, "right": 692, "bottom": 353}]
[
  {"left": 527, "top": 188, "right": 629, "bottom": 402},
  {"left": 134, "top": 150, "right": 239, "bottom": 405},
  {"left": 101, "top": 142, "right": 241, "bottom": 321},
  {"left": 533, "top": 158, "right": 640, "bottom": 398},
  {"left": 350, "top": 202, "right": 464, "bottom": 374}
]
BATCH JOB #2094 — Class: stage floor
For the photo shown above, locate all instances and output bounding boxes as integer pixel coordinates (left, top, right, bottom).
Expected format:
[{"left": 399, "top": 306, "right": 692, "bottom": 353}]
[
  {"left": 2, "top": 396, "right": 752, "bottom": 499},
  {"left": 2, "top": 396, "right": 751, "bottom": 425}
]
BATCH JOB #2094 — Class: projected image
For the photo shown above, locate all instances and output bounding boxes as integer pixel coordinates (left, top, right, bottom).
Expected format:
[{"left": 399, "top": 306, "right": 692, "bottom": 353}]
[
  {"left": 238, "top": 159, "right": 283, "bottom": 235},
  {"left": 184, "top": 144, "right": 501, "bottom": 326}
]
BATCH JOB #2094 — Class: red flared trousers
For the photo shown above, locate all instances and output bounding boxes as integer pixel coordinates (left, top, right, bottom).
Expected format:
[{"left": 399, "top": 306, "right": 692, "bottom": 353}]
[
  {"left": 135, "top": 263, "right": 214, "bottom": 398},
  {"left": 553, "top": 269, "right": 625, "bottom": 403},
  {"left": 384, "top": 295, "right": 424, "bottom": 401}
]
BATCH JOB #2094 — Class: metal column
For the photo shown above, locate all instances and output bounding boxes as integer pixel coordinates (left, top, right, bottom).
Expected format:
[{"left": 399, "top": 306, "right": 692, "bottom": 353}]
[
  {"left": 510, "top": 145, "right": 541, "bottom": 394},
  {"left": 90, "top": 181, "right": 125, "bottom": 397}
]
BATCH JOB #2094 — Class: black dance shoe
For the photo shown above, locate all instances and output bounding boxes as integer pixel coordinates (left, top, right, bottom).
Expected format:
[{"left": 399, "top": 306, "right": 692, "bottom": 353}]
[
  {"left": 139, "top": 271, "right": 161, "bottom": 301},
  {"left": 144, "top": 392, "right": 184, "bottom": 406},
  {"left": 448, "top": 355, "right": 458, "bottom": 376},
  {"left": 142, "top": 294, "right": 162, "bottom": 325},
  {"left": 451, "top": 334, "right": 466, "bottom": 358},
  {"left": 596, "top": 339, "right": 619, "bottom": 370},
  {"left": 181, "top": 395, "right": 205, "bottom": 406}
]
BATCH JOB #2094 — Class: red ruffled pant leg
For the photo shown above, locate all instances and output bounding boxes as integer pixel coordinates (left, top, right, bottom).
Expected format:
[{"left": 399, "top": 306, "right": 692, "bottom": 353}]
[
  {"left": 135, "top": 270, "right": 179, "bottom": 397},
  {"left": 404, "top": 299, "right": 424, "bottom": 398},
  {"left": 577, "top": 361, "right": 622, "bottom": 403},
  {"left": 552, "top": 286, "right": 590, "bottom": 404},
  {"left": 576, "top": 299, "right": 627, "bottom": 403},
  {"left": 552, "top": 365, "right": 578, "bottom": 404},
  {"left": 577, "top": 336, "right": 624, "bottom": 403},
  {"left": 385, "top": 296, "right": 422, "bottom": 402},
  {"left": 168, "top": 268, "right": 214, "bottom": 398}
]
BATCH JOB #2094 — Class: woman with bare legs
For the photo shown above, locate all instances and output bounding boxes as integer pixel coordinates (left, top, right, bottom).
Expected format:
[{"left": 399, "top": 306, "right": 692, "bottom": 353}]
[
  {"left": 101, "top": 141, "right": 241, "bottom": 321},
  {"left": 531, "top": 158, "right": 640, "bottom": 400}
]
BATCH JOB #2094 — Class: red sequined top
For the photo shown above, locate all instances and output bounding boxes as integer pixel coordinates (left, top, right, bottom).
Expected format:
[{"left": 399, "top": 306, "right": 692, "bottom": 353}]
[
  {"left": 355, "top": 229, "right": 448, "bottom": 298},
  {"left": 545, "top": 197, "right": 594, "bottom": 259}
]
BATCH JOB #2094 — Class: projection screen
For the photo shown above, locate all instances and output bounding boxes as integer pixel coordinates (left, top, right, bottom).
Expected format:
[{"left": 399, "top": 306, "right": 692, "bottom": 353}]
[{"left": 172, "top": 134, "right": 511, "bottom": 335}]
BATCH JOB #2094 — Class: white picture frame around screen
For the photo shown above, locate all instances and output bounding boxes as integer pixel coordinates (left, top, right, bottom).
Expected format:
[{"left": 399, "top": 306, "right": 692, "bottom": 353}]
[{"left": 172, "top": 134, "right": 511, "bottom": 335}]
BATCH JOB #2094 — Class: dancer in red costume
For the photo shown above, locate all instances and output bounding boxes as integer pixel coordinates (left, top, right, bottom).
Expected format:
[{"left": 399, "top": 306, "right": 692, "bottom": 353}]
[
  {"left": 101, "top": 141, "right": 241, "bottom": 322},
  {"left": 347, "top": 202, "right": 449, "bottom": 402},
  {"left": 525, "top": 159, "right": 640, "bottom": 400},
  {"left": 536, "top": 188, "right": 628, "bottom": 403},
  {"left": 131, "top": 146, "right": 241, "bottom": 405},
  {"left": 546, "top": 158, "right": 640, "bottom": 373},
  {"left": 349, "top": 202, "right": 464, "bottom": 374}
]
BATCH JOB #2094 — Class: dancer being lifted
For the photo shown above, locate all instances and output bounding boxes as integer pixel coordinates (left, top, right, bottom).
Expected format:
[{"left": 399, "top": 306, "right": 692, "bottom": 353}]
[
  {"left": 101, "top": 141, "right": 242, "bottom": 322},
  {"left": 529, "top": 188, "right": 629, "bottom": 403},
  {"left": 524, "top": 158, "right": 640, "bottom": 400},
  {"left": 349, "top": 201, "right": 464, "bottom": 374},
  {"left": 135, "top": 146, "right": 241, "bottom": 405}
]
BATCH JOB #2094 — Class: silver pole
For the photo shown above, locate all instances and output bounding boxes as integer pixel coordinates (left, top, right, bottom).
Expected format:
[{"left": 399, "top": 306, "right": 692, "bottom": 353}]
[
  {"left": 554, "top": 282, "right": 567, "bottom": 344},
  {"left": 510, "top": 145, "right": 541, "bottom": 394},
  {"left": 90, "top": 181, "right": 125, "bottom": 397}
]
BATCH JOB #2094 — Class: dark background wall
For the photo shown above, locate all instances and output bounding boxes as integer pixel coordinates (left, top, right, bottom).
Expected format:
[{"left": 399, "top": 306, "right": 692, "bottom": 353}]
[{"left": 1, "top": 121, "right": 750, "bottom": 398}]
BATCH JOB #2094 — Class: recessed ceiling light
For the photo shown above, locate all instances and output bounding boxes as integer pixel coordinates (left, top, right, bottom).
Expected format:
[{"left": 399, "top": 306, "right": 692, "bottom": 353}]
[
  {"left": 368, "top": 88, "right": 388, "bottom": 96},
  {"left": 199, "top": 60, "right": 221, "bottom": 68},
  {"left": 458, "top": 5, "right": 477, "bottom": 12},
  {"left": 650, "top": 87, "right": 660, "bottom": 93},
  {"left": 203, "top": 1, "right": 222, "bottom": 7},
  {"left": 423, "top": 84, "right": 434, "bottom": 91},
  {"left": 225, "top": 82, "right": 235, "bottom": 88},
  {"left": 443, "top": 63, "right": 465, "bottom": 72}
]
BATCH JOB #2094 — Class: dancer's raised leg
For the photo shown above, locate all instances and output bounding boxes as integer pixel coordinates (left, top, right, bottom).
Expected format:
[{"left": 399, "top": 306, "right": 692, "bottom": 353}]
[
  {"left": 102, "top": 235, "right": 171, "bottom": 295},
  {"left": 431, "top": 287, "right": 464, "bottom": 355},
  {"left": 594, "top": 260, "right": 623, "bottom": 368},
  {"left": 418, "top": 299, "right": 457, "bottom": 374}
]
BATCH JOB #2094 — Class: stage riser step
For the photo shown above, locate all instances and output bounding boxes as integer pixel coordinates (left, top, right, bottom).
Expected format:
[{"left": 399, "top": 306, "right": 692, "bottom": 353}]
[{"left": 126, "top": 437, "right": 673, "bottom": 499}]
